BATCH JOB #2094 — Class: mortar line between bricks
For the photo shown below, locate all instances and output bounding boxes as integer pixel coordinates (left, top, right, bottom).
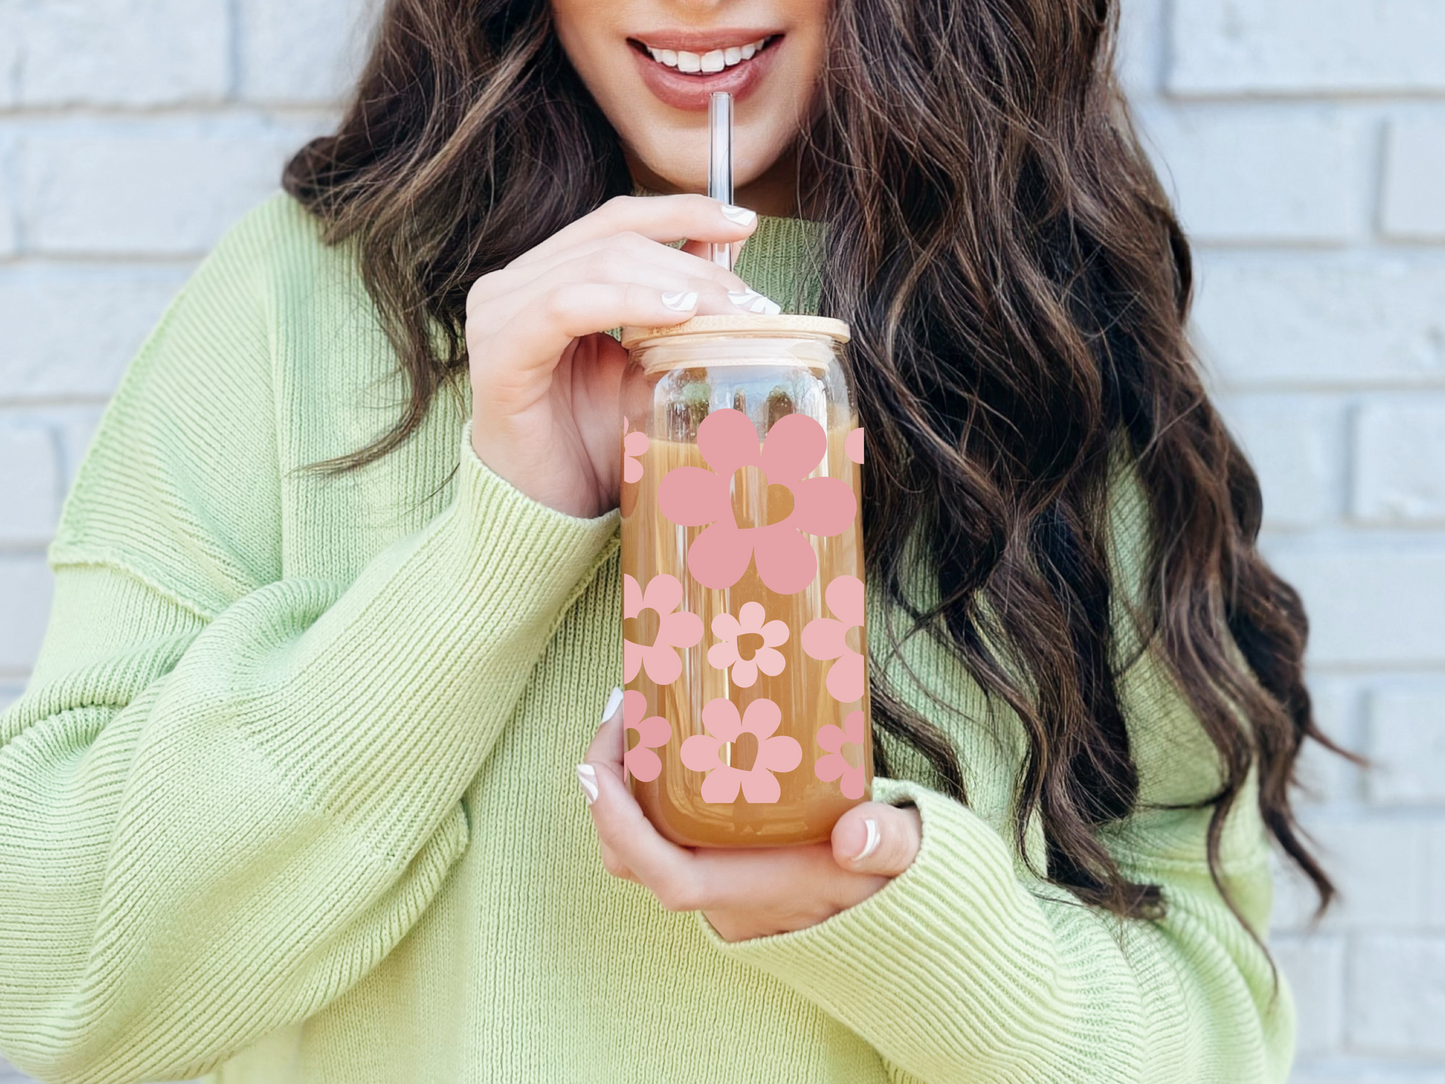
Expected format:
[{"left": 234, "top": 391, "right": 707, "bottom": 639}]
[
  {"left": 1159, "top": 88, "right": 1445, "bottom": 105},
  {"left": 0, "top": 396, "right": 116, "bottom": 409}
]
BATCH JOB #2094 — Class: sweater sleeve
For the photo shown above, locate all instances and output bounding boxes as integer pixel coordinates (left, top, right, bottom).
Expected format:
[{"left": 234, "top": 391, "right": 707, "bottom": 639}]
[
  {"left": 0, "top": 206, "right": 619, "bottom": 1084},
  {"left": 692, "top": 708, "right": 1296, "bottom": 1084}
]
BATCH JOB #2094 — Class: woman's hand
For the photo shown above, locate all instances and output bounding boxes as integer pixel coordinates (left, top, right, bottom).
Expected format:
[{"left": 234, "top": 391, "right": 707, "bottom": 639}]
[
  {"left": 466, "top": 194, "right": 770, "bottom": 519},
  {"left": 576, "top": 689, "right": 923, "bottom": 943}
]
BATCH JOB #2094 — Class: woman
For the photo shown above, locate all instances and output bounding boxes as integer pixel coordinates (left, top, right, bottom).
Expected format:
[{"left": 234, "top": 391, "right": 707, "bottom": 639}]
[{"left": 0, "top": 0, "right": 1343, "bottom": 1081}]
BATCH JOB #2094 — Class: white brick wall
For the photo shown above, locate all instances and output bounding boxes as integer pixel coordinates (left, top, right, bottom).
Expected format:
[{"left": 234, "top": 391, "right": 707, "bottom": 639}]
[
  {"left": 0, "top": 1, "right": 1441, "bottom": 1082},
  {"left": 1140, "top": 2, "right": 1445, "bottom": 1080}
]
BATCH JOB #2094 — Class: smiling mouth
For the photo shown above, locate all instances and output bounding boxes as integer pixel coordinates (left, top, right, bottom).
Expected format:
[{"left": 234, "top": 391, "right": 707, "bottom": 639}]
[{"left": 627, "top": 34, "right": 782, "bottom": 76}]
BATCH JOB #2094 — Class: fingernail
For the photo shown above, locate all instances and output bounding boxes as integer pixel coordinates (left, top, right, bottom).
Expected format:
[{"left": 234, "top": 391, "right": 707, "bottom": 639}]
[
  {"left": 852, "top": 817, "right": 880, "bottom": 861},
  {"left": 601, "top": 686, "right": 624, "bottom": 725},
  {"left": 727, "top": 288, "right": 782, "bottom": 316},
  {"left": 575, "top": 763, "right": 599, "bottom": 805},
  {"left": 720, "top": 204, "right": 757, "bottom": 226},
  {"left": 661, "top": 290, "right": 699, "bottom": 312}
]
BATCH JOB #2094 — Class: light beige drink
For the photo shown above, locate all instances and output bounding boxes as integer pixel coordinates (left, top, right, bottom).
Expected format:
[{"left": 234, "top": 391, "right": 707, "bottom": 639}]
[{"left": 618, "top": 316, "right": 872, "bottom": 848}]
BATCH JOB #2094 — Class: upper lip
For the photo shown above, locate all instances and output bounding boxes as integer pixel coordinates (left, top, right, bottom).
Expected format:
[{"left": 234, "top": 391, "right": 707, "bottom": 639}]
[{"left": 628, "top": 27, "right": 783, "bottom": 52}]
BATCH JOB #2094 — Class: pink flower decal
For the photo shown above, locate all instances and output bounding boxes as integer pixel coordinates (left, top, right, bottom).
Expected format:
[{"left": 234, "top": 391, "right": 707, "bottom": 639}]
[
  {"left": 680, "top": 697, "right": 802, "bottom": 804},
  {"left": 655, "top": 409, "right": 856, "bottom": 594},
  {"left": 845, "top": 427, "right": 865, "bottom": 464},
  {"left": 623, "top": 690, "right": 671, "bottom": 782},
  {"left": 708, "top": 602, "right": 789, "bottom": 687},
  {"left": 623, "top": 573, "right": 703, "bottom": 685},
  {"left": 622, "top": 416, "right": 649, "bottom": 484},
  {"left": 815, "top": 709, "right": 867, "bottom": 799},
  {"left": 801, "top": 574, "right": 867, "bottom": 703}
]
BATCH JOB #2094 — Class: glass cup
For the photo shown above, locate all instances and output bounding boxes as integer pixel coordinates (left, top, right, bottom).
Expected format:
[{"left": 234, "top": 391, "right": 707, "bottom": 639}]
[{"left": 617, "top": 315, "right": 872, "bottom": 847}]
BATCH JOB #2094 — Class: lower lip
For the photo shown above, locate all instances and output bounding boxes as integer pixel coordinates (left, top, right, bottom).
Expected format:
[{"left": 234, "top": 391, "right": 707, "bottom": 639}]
[{"left": 630, "top": 37, "right": 784, "bottom": 111}]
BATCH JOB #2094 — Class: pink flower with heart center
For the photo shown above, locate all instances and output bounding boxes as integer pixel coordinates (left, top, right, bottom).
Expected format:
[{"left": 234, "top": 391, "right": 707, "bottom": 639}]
[
  {"left": 622, "top": 415, "right": 649, "bottom": 485},
  {"left": 708, "top": 602, "right": 789, "bottom": 688},
  {"left": 801, "top": 574, "right": 867, "bottom": 703},
  {"left": 815, "top": 709, "right": 867, "bottom": 799},
  {"left": 656, "top": 409, "right": 857, "bottom": 594},
  {"left": 680, "top": 697, "right": 802, "bottom": 804},
  {"left": 623, "top": 690, "right": 672, "bottom": 783},
  {"left": 623, "top": 573, "right": 703, "bottom": 686}
]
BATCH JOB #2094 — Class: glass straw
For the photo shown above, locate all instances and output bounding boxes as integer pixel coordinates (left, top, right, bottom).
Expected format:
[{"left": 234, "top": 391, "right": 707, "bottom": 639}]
[{"left": 708, "top": 91, "right": 734, "bottom": 272}]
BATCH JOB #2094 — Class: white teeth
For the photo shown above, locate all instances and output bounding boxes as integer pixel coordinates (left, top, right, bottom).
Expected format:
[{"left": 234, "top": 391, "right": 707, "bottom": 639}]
[{"left": 644, "top": 36, "right": 770, "bottom": 74}]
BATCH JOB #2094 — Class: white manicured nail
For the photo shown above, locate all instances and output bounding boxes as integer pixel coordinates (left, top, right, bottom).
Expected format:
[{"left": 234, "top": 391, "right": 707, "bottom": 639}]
[
  {"left": 601, "top": 686, "right": 624, "bottom": 725},
  {"left": 661, "top": 290, "right": 698, "bottom": 312},
  {"left": 853, "top": 817, "right": 880, "bottom": 861},
  {"left": 575, "top": 763, "right": 599, "bottom": 805},
  {"left": 728, "top": 288, "right": 782, "bottom": 316},
  {"left": 721, "top": 204, "right": 757, "bottom": 226}
]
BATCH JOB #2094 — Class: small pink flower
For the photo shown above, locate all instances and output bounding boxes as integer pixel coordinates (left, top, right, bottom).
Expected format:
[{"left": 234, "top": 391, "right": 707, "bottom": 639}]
[
  {"left": 622, "top": 416, "right": 649, "bottom": 484},
  {"left": 656, "top": 409, "right": 857, "bottom": 594},
  {"left": 680, "top": 697, "right": 802, "bottom": 804},
  {"left": 815, "top": 710, "right": 867, "bottom": 799},
  {"left": 623, "top": 573, "right": 703, "bottom": 685},
  {"left": 801, "top": 574, "right": 867, "bottom": 703},
  {"left": 844, "top": 427, "right": 865, "bottom": 464},
  {"left": 623, "top": 690, "right": 671, "bottom": 783},
  {"left": 708, "top": 602, "right": 789, "bottom": 688}
]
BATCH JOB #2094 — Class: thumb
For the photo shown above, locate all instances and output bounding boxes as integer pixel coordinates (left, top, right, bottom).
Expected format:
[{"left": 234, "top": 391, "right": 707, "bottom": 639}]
[{"left": 831, "top": 801, "right": 922, "bottom": 878}]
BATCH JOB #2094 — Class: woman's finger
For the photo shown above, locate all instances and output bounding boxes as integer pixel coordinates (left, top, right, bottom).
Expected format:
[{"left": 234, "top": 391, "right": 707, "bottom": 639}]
[
  {"left": 486, "top": 230, "right": 752, "bottom": 304},
  {"left": 481, "top": 281, "right": 701, "bottom": 386},
  {"left": 510, "top": 193, "right": 758, "bottom": 269},
  {"left": 578, "top": 714, "right": 705, "bottom": 911},
  {"left": 829, "top": 802, "right": 923, "bottom": 878},
  {"left": 472, "top": 249, "right": 732, "bottom": 331}
]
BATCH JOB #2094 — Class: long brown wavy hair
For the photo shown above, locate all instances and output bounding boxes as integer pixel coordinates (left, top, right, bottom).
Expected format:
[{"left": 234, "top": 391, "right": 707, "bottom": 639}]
[{"left": 283, "top": 0, "right": 1350, "bottom": 925}]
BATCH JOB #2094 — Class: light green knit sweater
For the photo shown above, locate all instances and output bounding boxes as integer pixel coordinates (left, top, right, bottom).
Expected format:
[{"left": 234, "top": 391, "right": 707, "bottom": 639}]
[{"left": 0, "top": 193, "right": 1293, "bottom": 1084}]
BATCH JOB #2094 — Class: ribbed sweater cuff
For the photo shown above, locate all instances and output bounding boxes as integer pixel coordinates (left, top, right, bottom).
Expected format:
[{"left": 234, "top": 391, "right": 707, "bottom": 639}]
[{"left": 692, "top": 778, "right": 1148, "bottom": 1082}]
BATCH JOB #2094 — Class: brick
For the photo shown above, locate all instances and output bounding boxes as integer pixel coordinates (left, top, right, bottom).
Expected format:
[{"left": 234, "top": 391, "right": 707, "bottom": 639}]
[
  {"left": 0, "top": 136, "right": 16, "bottom": 258},
  {"left": 238, "top": 0, "right": 371, "bottom": 104},
  {"left": 1216, "top": 395, "right": 1342, "bottom": 529},
  {"left": 1273, "top": 935, "right": 1344, "bottom": 1056},
  {"left": 0, "top": 264, "right": 191, "bottom": 400},
  {"left": 1366, "top": 686, "right": 1445, "bottom": 805},
  {"left": 12, "top": 0, "right": 228, "bottom": 107},
  {"left": 1136, "top": 106, "right": 1367, "bottom": 244},
  {"left": 1269, "top": 816, "right": 1441, "bottom": 934},
  {"left": 1192, "top": 256, "right": 1445, "bottom": 389},
  {"left": 1384, "top": 118, "right": 1445, "bottom": 243},
  {"left": 18, "top": 116, "right": 330, "bottom": 256},
  {"left": 1262, "top": 547, "right": 1445, "bottom": 667},
  {"left": 1350, "top": 936, "right": 1445, "bottom": 1055},
  {"left": 0, "top": 423, "right": 59, "bottom": 545},
  {"left": 1295, "top": 678, "right": 1362, "bottom": 807},
  {"left": 1169, "top": 0, "right": 1445, "bottom": 96},
  {"left": 1114, "top": 0, "right": 1163, "bottom": 100},
  {"left": 51, "top": 407, "right": 108, "bottom": 484},
  {"left": 0, "top": 7, "right": 20, "bottom": 110},
  {"left": 1354, "top": 400, "right": 1445, "bottom": 524},
  {"left": 0, "top": 556, "right": 53, "bottom": 672}
]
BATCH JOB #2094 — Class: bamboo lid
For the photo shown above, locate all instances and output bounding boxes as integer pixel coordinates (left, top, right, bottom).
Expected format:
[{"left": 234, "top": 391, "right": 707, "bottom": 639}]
[{"left": 619, "top": 314, "right": 850, "bottom": 350}]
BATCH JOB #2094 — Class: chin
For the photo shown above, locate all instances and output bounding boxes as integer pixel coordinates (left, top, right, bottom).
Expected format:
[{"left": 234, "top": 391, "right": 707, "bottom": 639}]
[{"left": 628, "top": 134, "right": 790, "bottom": 197}]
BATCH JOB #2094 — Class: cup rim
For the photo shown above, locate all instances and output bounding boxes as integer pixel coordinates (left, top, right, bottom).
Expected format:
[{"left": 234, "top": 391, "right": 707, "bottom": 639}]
[{"left": 619, "top": 314, "right": 851, "bottom": 350}]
